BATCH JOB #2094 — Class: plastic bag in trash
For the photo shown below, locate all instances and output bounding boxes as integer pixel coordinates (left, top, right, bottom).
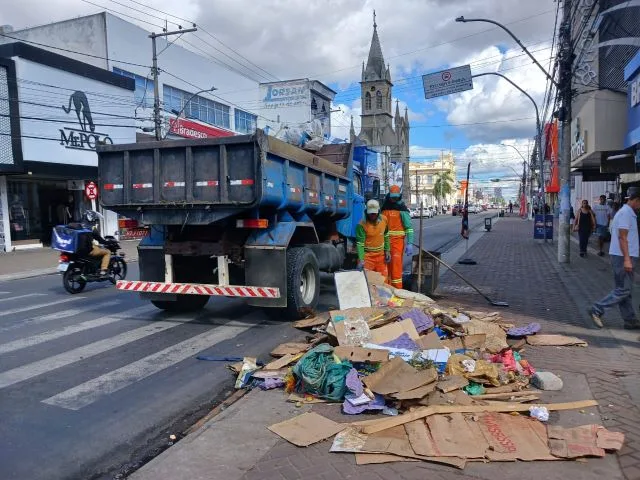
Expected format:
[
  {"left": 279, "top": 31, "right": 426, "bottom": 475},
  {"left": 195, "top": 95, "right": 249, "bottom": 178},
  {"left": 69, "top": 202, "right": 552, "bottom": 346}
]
[{"left": 529, "top": 406, "right": 550, "bottom": 422}]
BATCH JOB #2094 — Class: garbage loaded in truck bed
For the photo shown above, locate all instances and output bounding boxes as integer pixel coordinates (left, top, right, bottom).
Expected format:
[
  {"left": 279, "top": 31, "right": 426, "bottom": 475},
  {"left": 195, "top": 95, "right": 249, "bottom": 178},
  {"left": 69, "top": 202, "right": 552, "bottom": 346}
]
[{"left": 97, "top": 130, "right": 365, "bottom": 318}]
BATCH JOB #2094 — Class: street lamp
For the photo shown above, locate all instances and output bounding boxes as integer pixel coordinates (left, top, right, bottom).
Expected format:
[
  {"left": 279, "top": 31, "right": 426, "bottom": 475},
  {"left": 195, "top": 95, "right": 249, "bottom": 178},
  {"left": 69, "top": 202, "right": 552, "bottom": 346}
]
[
  {"left": 501, "top": 143, "right": 533, "bottom": 219},
  {"left": 163, "top": 86, "right": 217, "bottom": 139},
  {"left": 471, "top": 72, "right": 546, "bottom": 237},
  {"left": 454, "top": 16, "right": 558, "bottom": 88}
]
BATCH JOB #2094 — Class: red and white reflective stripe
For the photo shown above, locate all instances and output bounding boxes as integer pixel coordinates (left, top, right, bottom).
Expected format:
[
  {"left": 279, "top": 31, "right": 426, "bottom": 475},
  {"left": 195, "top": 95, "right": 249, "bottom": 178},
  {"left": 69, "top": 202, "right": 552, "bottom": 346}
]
[
  {"left": 325, "top": 195, "right": 332, "bottom": 201},
  {"left": 103, "top": 184, "right": 124, "bottom": 190},
  {"left": 116, "top": 280, "right": 280, "bottom": 298},
  {"left": 308, "top": 191, "right": 318, "bottom": 198},
  {"left": 338, "top": 199, "right": 347, "bottom": 206},
  {"left": 132, "top": 183, "right": 153, "bottom": 189},
  {"left": 290, "top": 187, "right": 301, "bottom": 194},
  {"left": 163, "top": 181, "right": 186, "bottom": 187},
  {"left": 195, "top": 180, "right": 219, "bottom": 187},
  {"left": 229, "top": 179, "right": 254, "bottom": 186}
]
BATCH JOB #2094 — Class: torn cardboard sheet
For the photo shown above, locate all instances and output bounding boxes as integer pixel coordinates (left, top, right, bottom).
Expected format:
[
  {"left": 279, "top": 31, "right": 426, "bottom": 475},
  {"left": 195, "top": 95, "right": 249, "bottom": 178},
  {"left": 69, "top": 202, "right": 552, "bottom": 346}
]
[
  {"left": 363, "top": 357, "right": 438, "bottom": 395},
  {"left": 268, "top": 412, "right": 345, "bottom": 447},
  {"left": 292, "top": 314, "right": 329, "bottom": 329},
  {"left": 355, "top": 453, "right": 419, "bottom": 465},
  {"left": 264, "top": 353, "right": 302, "bottom": 370},
  {"left": 270, "top": 342, "right": 310, "bottom": 357},
  {"left": 548, "top": 425, "right": 625, "bottom": 459},
  {"left": 362, "top": 425, "right": 466, "bottom": 469},
  {"left": 476, "top": 412, "right": 556, "bottom": 461},
  {"left": 391, "top": 382, "right": 437, "bottom": 400},
  {"left": 463, "top": 319, "right": 508, "bottom": 353},
  {"left": 526, "top": 334, "right": 588, "bottom": 347},
  {"left": 426, "top": 413, "right": 487, "bottom": 458},
  {"left": 415, "top": 331, "right": 442, "bottom": 350},
  {"left": 334, "top": 270, "right": 372, "bottom": 309},
  {"left": 333, "top": 346, "right": 389, "bottom": 363},
  {"left": 331, "top": 310, "right": 372, "bottom": 347},
  {"left": 369, "top": 318, "right": 420, "bottom": 344},
  {"left": 437, "top": 376, "right": 469, "bottom": 393}
]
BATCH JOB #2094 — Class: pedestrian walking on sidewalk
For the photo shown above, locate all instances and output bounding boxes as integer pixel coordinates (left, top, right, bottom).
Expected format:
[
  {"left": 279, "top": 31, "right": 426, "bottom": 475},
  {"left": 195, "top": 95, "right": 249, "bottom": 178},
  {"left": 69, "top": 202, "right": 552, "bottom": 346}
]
[
  {"left": 592, "top": 194, "right": 613, "bottom": 256},
  {"left": 574, "top": 200, "right": 596, "bottom": 257},
  {"left": 589, "top": 187, "right": 640, "bottom": 330}
]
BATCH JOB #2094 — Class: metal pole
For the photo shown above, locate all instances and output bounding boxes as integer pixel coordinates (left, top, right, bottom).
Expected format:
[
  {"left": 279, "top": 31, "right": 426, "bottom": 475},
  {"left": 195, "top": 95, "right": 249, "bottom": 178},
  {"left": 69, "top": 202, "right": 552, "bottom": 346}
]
[
  {"left": 472, "top": 72, "right": 546, "bottom": 239},
  {"left": 455, "top": 16, "right": 558, "bottom": 88},
  {"left": 418, "top": 201, "right": 424, "bottom": 291},
  {"left": 557, "top": 0, "right": 572, "bottom": 263},
  {"left": 151, "top": 34, "right": 161, "bottom": 141}
]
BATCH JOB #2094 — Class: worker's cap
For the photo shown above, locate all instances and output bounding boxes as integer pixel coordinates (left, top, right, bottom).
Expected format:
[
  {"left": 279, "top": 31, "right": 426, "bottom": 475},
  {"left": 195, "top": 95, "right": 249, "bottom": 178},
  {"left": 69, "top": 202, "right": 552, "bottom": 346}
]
[
  {"left": 625, "top": 187, "right": 640, "bottom": 200},
  {"left": 366, "top": 199, "right": 380, "bottom": 214},
  {"left": 389, "top": 185, "right": 402, "bottom": 198}
]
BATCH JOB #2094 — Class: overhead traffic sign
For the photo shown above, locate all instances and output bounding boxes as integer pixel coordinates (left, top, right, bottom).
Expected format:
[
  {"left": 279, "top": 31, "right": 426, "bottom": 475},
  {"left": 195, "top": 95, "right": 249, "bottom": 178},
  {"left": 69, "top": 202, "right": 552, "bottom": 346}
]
[{"left": 422, "top": 65, "right": 473, "bottom": 99}]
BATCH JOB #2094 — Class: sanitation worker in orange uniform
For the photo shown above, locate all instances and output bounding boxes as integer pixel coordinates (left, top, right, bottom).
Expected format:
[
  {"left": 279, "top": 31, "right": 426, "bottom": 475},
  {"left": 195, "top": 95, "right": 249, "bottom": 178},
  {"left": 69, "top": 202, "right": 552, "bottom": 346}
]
[
  {"left": 356, "top": 199, "right": 391, "bottom": 280},
  {"left": 381, "top": 185, "right": 414, "bottom": 289}
]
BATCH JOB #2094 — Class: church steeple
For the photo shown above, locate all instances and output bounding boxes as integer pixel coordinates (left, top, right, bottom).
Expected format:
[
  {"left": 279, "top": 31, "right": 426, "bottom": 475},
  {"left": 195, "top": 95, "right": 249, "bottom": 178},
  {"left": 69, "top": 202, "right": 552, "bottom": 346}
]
[{"left": 362, "top": 10, "right": 389, "bottom": 82}]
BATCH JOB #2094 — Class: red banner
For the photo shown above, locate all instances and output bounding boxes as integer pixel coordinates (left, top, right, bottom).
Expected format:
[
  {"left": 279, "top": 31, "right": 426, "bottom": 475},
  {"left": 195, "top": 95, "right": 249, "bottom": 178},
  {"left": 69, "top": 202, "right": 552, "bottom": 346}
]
[
  {"left": 545, "top": 120, "right": 560, "bottom": 193},
  {"left": 169, "top": 117, "right": 235, "bottom": 139}
]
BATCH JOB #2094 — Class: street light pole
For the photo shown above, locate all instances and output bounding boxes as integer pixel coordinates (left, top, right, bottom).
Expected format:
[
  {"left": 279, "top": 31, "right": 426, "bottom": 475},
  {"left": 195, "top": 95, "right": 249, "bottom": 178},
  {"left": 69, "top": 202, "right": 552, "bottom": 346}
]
[
  {"left": 472, "top": 72, "right": 546, "bottom": 239},
  {"left": 501, "top": 143, "right": 531, "bottom": 219},
  {"left": 455, "top": 16, "right": 558, "bottom": 88}
]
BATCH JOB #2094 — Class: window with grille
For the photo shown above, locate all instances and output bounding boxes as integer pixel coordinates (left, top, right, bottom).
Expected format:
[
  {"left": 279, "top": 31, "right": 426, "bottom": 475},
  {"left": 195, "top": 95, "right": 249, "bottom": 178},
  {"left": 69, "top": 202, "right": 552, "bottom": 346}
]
[{"left": 162, "top": 85, "right": 230, "bottom": 129}]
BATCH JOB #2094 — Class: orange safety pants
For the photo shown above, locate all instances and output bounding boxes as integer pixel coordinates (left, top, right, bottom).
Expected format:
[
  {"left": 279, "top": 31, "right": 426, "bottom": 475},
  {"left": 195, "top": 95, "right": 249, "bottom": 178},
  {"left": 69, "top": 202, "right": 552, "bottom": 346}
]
[
  {"left": 388, "top": 236, "right": 405, "bottom": 289},
  {"left": 364, "top": 251, "right": 388, "bottom": 284}
]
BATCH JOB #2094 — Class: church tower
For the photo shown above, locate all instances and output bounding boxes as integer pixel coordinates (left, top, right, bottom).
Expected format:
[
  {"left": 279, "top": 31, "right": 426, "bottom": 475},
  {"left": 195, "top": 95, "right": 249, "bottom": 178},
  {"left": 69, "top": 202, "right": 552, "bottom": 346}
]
[
  {"left": 358, "top": 12, "right": 395, "bottom": 148},
  {"left": 358, "top": 12, "right": 410, "bottom": 201}
]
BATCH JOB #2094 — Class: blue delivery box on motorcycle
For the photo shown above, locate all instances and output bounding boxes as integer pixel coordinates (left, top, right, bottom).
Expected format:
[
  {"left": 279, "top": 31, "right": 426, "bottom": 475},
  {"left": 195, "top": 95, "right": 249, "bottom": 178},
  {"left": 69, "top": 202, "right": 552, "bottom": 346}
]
[{"left": 51, "top": 225, "right": 93, "bottom": 254}]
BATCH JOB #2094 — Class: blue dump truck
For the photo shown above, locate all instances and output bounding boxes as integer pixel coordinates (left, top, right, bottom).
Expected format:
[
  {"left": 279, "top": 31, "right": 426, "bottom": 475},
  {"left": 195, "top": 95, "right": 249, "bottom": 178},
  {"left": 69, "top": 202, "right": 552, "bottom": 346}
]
[{"left": 97, "top": 130, "right": 380, "bottom": 319}]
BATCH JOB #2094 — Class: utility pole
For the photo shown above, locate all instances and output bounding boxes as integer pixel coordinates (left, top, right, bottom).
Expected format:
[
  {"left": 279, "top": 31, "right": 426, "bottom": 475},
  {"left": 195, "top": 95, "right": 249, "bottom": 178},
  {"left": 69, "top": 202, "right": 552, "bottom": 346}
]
[
  {"left": 557, "top": 0, "right": 572, "bottom": 263},
  {"left": 414, "top": 169, "right": 420, "bottom": 207},
  {"left": 150, "top": 26, "right": 197, "bottom": 140}
]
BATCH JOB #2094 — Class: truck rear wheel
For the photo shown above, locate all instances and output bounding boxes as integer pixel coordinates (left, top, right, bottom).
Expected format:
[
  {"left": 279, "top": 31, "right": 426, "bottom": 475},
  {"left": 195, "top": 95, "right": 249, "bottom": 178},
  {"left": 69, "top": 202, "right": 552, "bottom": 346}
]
[
  {"left": 151, "top": 294, "right": 209, "bottom": 312},
  {"left": 286, "top": 247, "right": 320, "bottom": 320}
]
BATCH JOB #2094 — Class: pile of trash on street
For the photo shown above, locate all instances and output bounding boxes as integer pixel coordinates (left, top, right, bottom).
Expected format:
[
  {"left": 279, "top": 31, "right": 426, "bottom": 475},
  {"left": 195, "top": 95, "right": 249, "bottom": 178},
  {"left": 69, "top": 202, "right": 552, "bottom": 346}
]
[{"left": 226, "top": 271, "right": 623, "bottom": 469}]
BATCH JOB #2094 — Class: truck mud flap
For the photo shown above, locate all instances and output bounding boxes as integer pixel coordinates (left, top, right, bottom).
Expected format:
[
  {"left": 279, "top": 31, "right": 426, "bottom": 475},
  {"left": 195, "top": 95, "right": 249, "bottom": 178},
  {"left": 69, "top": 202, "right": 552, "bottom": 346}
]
[{"left": 244, "top": 247, "right": 287, "bottom": 307}]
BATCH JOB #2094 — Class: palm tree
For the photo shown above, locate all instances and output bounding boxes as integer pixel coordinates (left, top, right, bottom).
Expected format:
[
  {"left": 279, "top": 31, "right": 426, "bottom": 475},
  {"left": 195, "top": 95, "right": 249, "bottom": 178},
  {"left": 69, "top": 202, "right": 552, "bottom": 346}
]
[{"left": 433, "top": 171, "right": 454, "bottom": 201}]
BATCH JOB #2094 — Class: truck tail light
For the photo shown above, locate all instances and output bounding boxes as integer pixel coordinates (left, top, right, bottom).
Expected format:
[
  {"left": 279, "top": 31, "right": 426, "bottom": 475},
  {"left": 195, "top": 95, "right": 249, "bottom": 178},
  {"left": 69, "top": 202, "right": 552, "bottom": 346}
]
[
  {"left": 59, "top": 254, "right": 70, "bottom": 262},
  {"left": 236, "top": 219, "right": 269, "bottom": 229}
]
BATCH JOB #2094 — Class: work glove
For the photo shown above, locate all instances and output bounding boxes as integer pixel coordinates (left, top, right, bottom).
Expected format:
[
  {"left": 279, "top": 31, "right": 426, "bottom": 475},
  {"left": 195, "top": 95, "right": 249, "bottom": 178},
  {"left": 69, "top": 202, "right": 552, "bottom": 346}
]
[
  {"left": 384, "top": 251, "right": 391, "bottom": 264},
  {"left": 356, "top": 260, "right": 365, "bottom": 271},
  {"left": 404, "top": 244, "right": 413, "bottom": 256}
]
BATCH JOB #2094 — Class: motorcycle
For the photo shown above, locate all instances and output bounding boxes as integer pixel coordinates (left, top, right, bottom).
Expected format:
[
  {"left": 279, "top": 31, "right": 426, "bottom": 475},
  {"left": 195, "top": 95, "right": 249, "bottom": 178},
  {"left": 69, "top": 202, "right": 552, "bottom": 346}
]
[{"left": 58, "top": 236, "right": 127, "bottom": 293}]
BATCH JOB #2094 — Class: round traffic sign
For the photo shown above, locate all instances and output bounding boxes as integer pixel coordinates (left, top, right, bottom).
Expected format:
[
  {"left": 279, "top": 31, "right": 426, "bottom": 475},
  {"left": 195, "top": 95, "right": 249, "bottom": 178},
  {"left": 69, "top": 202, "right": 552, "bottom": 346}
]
[
  {"left": 85, "top": 181, "right": 98, "bottom": 200},
  {"left": 442, "top": 71, "right": 452, "bottom": 81}
]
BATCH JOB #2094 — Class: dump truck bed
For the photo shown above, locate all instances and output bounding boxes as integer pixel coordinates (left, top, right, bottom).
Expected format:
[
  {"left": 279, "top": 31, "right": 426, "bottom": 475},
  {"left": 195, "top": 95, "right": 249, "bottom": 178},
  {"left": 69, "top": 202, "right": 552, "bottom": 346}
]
[{"left": 97, "top": 130, "right": 354, "bottom": 225}]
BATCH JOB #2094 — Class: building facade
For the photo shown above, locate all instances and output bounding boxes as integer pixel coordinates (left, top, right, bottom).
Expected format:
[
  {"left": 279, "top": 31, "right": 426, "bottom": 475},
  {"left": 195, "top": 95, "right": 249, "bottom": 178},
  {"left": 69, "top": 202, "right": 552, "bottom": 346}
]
[
  {"left": 407, "top": 152, "right": 456, "bottom": 208},
  {"left": 258, "top": 79, "right": 337, "bottom": 138},
  {"left": 352, "top": 18, "right": 410, "bottom": 201},
  {"left": 569, "top": 0, "right": 640, "bottom": 201},
  {"left": 0, "top": 13, "right": 260, "bottom": 142},
  {"left": 0, "top": 42, "right": 136, "bottom": 251}
]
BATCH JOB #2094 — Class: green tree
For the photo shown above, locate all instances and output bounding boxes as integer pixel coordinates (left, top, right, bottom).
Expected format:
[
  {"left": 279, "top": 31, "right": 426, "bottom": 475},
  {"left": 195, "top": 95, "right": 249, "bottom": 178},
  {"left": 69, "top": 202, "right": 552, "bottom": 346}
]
[{"left": 433, "top": 171, "right": 454, "bottom": 200}]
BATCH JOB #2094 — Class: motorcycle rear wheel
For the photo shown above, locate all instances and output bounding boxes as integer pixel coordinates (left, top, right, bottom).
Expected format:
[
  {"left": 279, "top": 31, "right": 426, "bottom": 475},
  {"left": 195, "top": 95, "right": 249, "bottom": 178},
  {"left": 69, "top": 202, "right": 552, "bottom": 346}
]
[{"left": 63, "top": 265, "right": 87, "bottom": 294}]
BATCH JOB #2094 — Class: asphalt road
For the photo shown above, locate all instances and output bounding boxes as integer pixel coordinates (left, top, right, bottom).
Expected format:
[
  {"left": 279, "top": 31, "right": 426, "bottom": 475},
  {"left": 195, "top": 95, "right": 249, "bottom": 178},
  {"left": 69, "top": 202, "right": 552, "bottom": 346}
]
[
  {"left": 0, "top": 213, "right": 495, "bottom": 480},
  {"left": 411, "top": 210, "right": 495, "bottom": 253}
]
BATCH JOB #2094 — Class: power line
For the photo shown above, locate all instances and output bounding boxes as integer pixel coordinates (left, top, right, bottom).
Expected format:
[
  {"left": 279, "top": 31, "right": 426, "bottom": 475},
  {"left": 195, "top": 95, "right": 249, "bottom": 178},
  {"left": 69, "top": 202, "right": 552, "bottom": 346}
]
[
  {"left": 0, "top": 31, "right": 151, "bottom": 68},
  {"left": 0, "top": 111, "right": 137, "bottom": 128},
  {"left": 117, "top": 0, "right": 280, "bottom": 81}
]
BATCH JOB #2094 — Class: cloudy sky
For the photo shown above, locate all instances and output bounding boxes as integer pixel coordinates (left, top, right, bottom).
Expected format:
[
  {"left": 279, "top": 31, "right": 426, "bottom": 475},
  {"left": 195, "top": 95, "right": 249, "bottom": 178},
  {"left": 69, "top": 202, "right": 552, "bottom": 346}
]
[{"left": 1, "top": 0, "right": 560, "bottom": 198}]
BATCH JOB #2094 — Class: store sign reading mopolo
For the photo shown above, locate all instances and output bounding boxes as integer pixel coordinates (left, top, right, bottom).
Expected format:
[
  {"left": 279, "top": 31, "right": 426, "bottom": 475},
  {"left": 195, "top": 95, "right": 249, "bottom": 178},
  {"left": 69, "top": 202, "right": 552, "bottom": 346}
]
[{"left": 59, "top": 90, "right": 113, "bottom": 151}]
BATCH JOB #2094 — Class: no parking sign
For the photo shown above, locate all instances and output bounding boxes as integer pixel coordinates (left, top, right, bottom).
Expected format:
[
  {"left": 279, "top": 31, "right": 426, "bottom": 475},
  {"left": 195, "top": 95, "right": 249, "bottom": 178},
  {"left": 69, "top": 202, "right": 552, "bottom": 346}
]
[{"left": 84, "top": 181, "right": 98, "bottom": 200}]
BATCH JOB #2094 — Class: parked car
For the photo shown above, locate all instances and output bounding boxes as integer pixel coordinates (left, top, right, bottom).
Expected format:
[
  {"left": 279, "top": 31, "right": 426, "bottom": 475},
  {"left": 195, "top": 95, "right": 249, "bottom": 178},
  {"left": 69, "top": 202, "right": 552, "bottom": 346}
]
[{"left": 409, "top": 207, "right": 420, "bottom": 218}]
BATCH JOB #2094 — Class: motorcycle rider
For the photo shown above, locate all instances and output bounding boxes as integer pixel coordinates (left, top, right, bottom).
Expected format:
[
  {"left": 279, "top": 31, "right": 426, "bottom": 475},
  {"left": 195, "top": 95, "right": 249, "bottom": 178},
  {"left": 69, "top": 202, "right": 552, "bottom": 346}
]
[{"left": 82, "top": 211, "right": 110, "bottom": 277}]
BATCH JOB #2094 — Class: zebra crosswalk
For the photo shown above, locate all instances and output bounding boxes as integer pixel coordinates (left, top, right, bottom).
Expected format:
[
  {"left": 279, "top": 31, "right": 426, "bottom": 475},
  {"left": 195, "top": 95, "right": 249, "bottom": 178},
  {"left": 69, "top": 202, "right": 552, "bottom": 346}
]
[{"left": 0, "top": 288, "right": 260, "bottom": 410}]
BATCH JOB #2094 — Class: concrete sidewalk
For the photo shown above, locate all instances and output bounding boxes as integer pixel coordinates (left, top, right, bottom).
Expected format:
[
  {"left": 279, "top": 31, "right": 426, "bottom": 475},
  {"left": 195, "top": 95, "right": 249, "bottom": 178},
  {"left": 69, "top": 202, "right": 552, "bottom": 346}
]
[
  {"left": 129, "top": 217, "right": 640, "bottom": 480},
  {"left": 0, "top": 240, "right": 139, "bottom": 281}
]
